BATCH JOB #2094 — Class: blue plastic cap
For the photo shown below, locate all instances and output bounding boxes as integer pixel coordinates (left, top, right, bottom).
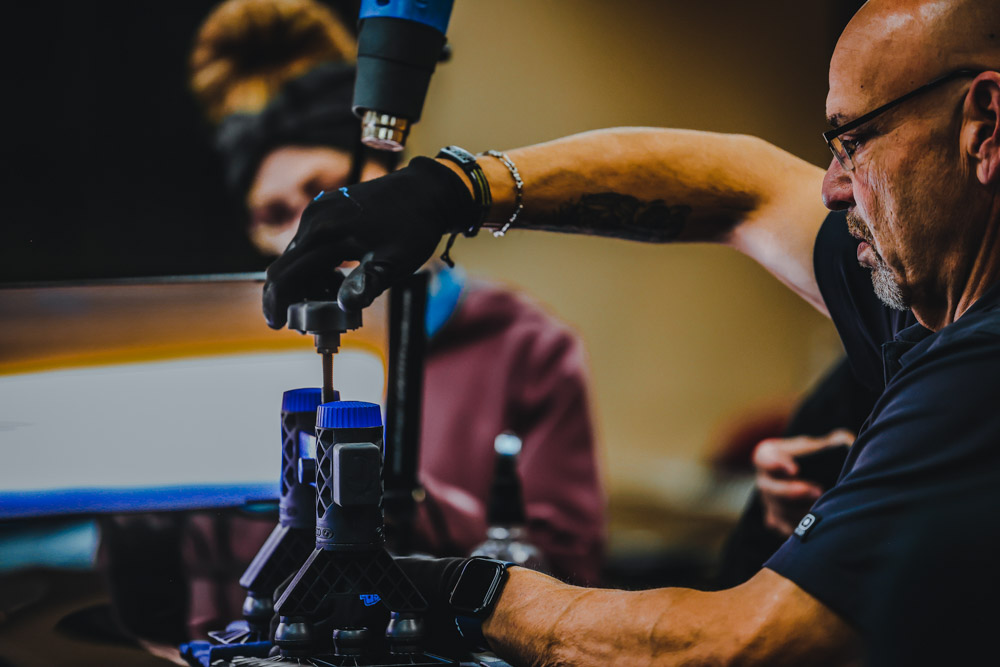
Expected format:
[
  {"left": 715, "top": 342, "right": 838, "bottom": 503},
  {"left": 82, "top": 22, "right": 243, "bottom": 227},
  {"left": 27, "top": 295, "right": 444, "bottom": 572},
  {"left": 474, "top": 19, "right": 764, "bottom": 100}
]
[
  {"left": 359, "top": 0, "right": 454, "bottom": 35},
  {"left": 282, "top": 388, "right": 325, "bottom": 413},
  {"left": 317, "top": 401, "right": 382, "bottom": 429}
]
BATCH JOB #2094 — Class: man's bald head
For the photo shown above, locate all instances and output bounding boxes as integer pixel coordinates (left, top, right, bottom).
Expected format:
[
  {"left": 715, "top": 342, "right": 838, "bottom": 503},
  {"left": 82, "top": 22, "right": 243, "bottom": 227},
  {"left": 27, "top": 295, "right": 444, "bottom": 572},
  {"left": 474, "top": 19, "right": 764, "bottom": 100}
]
[
  {"left": 821, "top": 0, "right": 1000, "bottom": 329},
  {"left": 829, "top": 0, "right": 1000, "bottom": 125}
]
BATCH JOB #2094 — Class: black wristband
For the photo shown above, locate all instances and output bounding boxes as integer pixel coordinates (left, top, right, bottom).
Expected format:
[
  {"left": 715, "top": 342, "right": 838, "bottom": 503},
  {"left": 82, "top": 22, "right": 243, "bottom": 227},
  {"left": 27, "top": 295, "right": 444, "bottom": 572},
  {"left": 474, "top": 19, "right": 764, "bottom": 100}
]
[
  {"left": 454, "top": 614, "right": 490, "bottom": 652},
  {"left": 435, "top": 145, "right": 492, "bottom": 236}
]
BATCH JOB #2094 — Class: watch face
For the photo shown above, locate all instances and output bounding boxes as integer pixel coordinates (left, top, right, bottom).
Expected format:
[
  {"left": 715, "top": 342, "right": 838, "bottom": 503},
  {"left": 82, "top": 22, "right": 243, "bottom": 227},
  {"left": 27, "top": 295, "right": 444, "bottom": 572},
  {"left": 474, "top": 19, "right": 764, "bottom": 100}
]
[{"left": 450, "top": 559, "right": 504, "bottom": 613}]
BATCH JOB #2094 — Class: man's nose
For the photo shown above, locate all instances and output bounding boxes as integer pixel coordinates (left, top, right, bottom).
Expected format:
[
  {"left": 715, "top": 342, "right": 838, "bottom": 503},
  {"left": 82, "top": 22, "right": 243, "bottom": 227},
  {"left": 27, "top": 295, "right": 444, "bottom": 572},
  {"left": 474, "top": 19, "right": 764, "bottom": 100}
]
[{"left": 821, "top": 157, "right": 854, "bottom": 211}]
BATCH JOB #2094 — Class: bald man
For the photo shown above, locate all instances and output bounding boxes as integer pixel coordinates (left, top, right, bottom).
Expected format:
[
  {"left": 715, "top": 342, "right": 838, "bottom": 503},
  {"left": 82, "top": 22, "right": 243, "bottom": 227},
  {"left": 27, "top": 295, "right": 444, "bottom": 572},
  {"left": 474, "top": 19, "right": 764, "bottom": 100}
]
[{"left": 262, "top": 0, "right": 1000, "bottom": 663}]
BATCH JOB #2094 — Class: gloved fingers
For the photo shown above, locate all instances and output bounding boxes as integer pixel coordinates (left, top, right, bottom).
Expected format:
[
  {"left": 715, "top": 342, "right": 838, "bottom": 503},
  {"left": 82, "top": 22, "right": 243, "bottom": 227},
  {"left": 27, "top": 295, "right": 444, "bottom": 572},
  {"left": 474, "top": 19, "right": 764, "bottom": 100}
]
[
  {"left": 296, "top": 186, "right": 363, "bottom": 240},
  {"left": 263, "top": 247, "right": 349, "bottom": 329},
  {"left": 336, "top": 245, "right": 425, "bottom": 311},
  {"left": 262, "top": 280, "right": 289, "bottom": 330},
  {"left": 392, "top": 556, "right": 468, "bottom": 612},
  {"left": 261, "top": 186, "right": 365, "bottom": 323},
  {"left": 265, "top": 229, "right": 349, "bottom": 285},
  {"left": 338, "top": 254, "right": 395, "bottom": 311}
]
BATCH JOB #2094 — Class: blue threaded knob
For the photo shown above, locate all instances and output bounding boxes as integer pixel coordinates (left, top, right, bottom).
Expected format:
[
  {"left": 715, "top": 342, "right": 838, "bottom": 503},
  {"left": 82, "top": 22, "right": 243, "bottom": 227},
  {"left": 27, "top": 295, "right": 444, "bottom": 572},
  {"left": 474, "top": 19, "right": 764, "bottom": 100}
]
[
  {"left": 317, "top": 401, "right": 382, "bottom": 429},
  {"left": 282, "top": 388, "right": 325, "bottom": 413}
]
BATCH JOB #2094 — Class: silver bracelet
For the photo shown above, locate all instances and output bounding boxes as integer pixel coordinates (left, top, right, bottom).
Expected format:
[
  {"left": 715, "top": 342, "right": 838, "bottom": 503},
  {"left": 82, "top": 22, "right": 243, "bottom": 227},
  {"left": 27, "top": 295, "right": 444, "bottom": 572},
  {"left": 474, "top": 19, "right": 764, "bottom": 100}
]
[{"left": 484, "top": 150, "right": 523, "bottom": 237}]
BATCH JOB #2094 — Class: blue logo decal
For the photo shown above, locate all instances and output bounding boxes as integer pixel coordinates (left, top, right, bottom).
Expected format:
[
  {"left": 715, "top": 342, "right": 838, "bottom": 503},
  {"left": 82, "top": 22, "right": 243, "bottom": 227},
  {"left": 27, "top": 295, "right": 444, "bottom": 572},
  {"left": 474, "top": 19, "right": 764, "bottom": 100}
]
[
  {"left": 313, "top": 190, "right": 325, "bottom": 201},
  {"left": 359, "top": 594, "right": 381, "bottom": 607}
]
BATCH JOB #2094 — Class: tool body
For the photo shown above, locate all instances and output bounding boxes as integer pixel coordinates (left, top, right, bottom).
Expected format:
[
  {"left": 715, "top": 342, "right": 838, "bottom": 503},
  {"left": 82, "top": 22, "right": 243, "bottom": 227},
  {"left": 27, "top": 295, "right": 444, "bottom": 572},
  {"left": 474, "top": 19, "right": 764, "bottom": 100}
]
[
  {"left": 354, "top": 0, "right": 455, "bottom": 151},
  {"left": 228, "top": 388, "right": 328, "bottom": 640},
  {"left": 272, "top": 400, "right": 448, "bottom": 663},
  {"left": 183, "top": 292, "right": 460, "bottom": 666}
]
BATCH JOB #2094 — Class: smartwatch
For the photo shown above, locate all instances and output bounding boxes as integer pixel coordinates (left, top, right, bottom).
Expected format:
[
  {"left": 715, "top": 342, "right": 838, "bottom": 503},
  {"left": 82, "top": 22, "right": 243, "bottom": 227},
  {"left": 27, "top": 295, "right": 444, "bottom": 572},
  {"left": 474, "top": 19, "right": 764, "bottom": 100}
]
[{"left": 449, "top": 557, "right": 513, "bottom": 651}]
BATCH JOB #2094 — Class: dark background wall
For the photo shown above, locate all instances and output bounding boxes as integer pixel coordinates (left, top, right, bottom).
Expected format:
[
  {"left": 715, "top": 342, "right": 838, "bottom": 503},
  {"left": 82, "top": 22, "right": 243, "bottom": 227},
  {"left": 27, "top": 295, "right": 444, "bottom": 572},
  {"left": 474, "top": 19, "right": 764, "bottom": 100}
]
[
  {"left": 2, "top": 1, "right": 359, "bottom": 283},
  {"left": 1, "top": 0, "right": 861, "bottom": 284}
]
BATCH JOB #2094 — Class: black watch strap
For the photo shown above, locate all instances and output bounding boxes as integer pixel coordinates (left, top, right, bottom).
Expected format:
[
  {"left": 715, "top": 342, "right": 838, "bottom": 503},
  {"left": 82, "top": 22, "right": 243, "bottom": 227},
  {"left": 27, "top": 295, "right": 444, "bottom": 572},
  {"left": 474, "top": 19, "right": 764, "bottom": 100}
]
[
  {"left": 435, "top": 145, "right": 492, "bottom": 236},
  {"left": 455, "top": 614, "right": 490, "bottom": 652},
  {"left": 450, "top": 558, "right": 515, "bottom": 653}
]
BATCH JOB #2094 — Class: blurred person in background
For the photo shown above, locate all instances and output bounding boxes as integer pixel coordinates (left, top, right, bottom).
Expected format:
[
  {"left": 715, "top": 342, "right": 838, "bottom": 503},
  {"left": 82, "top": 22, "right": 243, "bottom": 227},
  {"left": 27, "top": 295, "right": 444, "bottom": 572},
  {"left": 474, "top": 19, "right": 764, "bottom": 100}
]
[{"left": 712, "top": 356, "right": 879, "bottom": 589}]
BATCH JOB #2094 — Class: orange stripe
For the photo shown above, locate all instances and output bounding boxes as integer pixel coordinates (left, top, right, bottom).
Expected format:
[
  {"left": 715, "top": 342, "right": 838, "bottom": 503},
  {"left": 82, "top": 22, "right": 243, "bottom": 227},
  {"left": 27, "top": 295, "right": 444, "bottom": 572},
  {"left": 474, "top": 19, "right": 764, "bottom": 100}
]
[{"left": 0, "top": 338, "right": 387, "bottom": 377}]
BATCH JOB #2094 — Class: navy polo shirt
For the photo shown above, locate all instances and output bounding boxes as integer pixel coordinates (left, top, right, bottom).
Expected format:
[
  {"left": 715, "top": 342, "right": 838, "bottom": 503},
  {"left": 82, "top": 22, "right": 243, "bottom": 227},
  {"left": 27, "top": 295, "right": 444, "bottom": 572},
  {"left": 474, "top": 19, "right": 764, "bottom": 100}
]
[{"left": 765, "top": 212, "right": 1000, "bottom": 647}]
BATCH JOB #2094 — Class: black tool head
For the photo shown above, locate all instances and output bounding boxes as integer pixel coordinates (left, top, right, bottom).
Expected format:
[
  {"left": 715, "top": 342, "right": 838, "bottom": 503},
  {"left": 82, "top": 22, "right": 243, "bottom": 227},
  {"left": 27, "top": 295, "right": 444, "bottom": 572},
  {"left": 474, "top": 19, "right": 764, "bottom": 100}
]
[{"left": 287, "top": 301, "right": 363, "bottom": 336}]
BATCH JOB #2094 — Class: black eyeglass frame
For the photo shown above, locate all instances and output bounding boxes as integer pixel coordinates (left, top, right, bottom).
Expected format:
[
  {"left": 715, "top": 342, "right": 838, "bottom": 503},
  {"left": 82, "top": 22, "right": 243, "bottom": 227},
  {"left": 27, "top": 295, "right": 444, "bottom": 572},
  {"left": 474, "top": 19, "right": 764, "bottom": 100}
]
[{"left": 823, "top": 68, "right": 983, "bottom": 171}]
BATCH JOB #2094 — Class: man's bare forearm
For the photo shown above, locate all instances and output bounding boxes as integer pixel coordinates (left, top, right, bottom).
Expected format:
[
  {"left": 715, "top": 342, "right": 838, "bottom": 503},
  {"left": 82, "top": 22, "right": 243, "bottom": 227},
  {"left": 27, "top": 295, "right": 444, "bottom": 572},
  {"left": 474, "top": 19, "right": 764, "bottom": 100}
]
[
  {"left": 457, "top": 127, "right": 829, "bottom": 311},
  {"left": 482, "top": 567, "right": 861, "bottom": 667},
  {"left": 477, "top": 128, "right": 802, "bottom": 239},
  {"left": 526, "top": 191, "right": 695, "bottom": 243}
]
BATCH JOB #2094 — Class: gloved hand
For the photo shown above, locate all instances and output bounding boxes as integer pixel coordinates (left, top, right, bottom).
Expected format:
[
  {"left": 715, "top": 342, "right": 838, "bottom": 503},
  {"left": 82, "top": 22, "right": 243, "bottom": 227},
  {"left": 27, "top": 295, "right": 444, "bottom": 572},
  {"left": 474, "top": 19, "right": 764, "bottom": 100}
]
[
  {"left": 262, "top": 156, "right": 477, "bottom": 328},
  {"left": 395, "top": 555, "right": 468, "bottom": 611},
  {"left": 394, "top": 556, "right": 471, "bottom": 652}
]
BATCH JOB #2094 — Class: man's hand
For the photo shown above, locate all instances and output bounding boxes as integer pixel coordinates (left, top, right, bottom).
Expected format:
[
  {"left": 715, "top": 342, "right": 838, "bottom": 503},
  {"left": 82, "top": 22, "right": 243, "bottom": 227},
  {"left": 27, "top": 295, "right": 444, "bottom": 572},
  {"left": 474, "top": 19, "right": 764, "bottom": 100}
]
[
  {"left": 392, "top": 556, "right": 478, "bottom": 653},
  {"left": 752, "top": 429, "right": 854, "bottom": 537},
  {"left": 483, "top": 567, "right": 861, "bottom": 666},
  {"left": 394, "top": 555, "right": 468, "bottom": 611},
  {"left": 262, "top": 156, "right": 477, "bottom": 328}
]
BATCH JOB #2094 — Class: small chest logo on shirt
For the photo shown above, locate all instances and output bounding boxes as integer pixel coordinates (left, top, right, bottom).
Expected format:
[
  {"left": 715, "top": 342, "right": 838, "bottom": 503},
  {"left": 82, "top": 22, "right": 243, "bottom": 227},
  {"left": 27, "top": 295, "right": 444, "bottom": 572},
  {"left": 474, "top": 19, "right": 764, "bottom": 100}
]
[{"left": 794, "top": 512, "right": 821, "bottom": 539}]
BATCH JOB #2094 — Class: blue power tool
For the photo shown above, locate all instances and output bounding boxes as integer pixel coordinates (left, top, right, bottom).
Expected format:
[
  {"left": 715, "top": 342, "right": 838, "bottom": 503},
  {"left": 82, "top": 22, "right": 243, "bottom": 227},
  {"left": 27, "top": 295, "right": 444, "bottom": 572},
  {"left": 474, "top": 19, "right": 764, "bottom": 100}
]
[{"left": 354, "top": 0, "right": 455, "bottom": 151}]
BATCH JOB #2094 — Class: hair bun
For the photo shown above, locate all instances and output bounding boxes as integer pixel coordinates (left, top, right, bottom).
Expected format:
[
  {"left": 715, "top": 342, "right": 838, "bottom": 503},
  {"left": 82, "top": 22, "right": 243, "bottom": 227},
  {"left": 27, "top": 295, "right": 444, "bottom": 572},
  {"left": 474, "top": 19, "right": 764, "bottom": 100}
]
[{"left": 190, "top": 0, "right": 356, "bottom": 123}]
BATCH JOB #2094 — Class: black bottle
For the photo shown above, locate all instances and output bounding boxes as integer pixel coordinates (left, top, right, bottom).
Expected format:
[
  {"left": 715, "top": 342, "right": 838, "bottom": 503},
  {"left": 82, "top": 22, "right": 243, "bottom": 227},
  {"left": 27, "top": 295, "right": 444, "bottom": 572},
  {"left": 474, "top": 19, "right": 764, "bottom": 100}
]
[{"left": 470, "top": 433, "right": 548, "bottom": 572}]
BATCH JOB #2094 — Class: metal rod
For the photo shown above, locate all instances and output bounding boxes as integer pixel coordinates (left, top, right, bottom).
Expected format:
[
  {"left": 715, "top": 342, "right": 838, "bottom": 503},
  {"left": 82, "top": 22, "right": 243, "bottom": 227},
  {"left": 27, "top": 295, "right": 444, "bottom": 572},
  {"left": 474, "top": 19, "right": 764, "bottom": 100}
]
[{"left": 321, "top": 351, "right": 335, "bottom": 403}]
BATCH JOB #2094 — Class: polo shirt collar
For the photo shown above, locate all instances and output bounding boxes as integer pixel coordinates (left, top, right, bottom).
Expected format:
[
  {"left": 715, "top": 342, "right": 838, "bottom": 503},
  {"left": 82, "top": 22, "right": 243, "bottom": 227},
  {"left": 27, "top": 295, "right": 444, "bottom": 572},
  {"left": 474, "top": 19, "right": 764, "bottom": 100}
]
[{"left": 881, "top": 278, "right": 1000, "bottom": 385}]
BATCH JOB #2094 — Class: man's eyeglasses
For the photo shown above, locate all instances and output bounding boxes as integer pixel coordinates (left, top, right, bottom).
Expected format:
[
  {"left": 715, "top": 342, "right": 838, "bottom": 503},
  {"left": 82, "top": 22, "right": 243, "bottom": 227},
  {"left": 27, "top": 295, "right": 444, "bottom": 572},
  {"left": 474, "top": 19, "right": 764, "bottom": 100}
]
[{"left": 823, "top": 68, "right": 982, "bottom": 171}]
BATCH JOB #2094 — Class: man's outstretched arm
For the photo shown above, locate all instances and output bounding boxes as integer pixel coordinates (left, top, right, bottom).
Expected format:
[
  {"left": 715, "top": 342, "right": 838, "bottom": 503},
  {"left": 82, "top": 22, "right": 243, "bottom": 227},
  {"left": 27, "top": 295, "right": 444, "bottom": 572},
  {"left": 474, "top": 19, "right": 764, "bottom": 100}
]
[
  {"left": 483, "top": 566, "right": 860, "bottom": 667},
  {"left": 454, "top": 128, "right": 830, "bottom": 313},
  {"left": 264, "top": 127, "right": 829, "bottom": 325}
]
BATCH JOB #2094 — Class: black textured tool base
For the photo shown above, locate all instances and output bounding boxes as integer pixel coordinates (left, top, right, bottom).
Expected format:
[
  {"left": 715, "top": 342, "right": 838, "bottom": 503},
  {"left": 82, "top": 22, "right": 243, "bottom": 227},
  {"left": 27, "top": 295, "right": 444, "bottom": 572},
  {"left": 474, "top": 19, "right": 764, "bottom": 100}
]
[
  {"left": 241, "top": 524, "right": 316, "bottom": 594},
  {"left": 276, "top": 549, "right": 427, "bottom": 617},
  {"left": 215, "top": 653, "right": 454, "bottom": 666}
]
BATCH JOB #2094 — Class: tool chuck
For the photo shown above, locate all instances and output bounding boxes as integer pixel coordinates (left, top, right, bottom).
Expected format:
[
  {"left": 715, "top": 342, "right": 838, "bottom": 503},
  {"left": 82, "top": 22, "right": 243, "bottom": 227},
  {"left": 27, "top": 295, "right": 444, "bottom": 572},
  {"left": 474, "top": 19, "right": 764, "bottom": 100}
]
[{"left": 287, "top": 300, "right": 362, "bottom": 403}]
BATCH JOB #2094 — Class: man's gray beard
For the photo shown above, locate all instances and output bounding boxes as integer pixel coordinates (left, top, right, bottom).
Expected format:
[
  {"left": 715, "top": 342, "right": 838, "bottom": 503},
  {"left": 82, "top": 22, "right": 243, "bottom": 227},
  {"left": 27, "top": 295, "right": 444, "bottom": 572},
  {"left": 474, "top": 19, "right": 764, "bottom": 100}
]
[
  {"left": 845, "top": 211, "right": 908, "bottom": 311},
  {"left": 871, "top": 260, "right": 908, "bottom": 311}
]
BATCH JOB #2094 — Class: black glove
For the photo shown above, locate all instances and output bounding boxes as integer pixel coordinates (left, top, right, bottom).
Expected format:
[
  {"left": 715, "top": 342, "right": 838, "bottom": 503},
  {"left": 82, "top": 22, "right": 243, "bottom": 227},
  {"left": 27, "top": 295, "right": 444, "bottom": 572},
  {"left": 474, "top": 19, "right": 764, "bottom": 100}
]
[
  {"left": 395, "top": 555, "right": 468, "bottom": 611},
  {"left": 262, "top": 157, "right": 477, "bottom": 328},
  {"left": 394, "top": 556, "right": 470, "bottom": 652}
]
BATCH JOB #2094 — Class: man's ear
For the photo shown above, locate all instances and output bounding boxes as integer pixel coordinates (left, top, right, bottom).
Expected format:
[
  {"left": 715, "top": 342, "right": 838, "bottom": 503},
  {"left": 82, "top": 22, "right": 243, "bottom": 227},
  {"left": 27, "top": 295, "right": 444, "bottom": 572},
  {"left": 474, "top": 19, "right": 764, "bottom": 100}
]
[{"left": 963, "top": 72, "right": 1000, "bottom": 186}]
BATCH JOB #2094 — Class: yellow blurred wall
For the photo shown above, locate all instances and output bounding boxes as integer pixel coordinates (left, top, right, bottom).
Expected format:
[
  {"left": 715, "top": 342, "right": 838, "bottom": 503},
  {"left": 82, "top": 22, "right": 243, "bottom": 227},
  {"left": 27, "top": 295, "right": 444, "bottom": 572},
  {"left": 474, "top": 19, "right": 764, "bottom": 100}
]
[{"left": 405, "top": 0, "right": 848, "bottom": 499}]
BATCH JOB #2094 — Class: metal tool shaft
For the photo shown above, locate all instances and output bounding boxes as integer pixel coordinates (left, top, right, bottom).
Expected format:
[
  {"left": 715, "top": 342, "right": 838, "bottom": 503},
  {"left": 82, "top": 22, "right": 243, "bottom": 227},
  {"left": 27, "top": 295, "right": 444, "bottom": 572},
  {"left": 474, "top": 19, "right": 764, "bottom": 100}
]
[{"left": 322, "top": 351, "right": 335, "bottom": 403}]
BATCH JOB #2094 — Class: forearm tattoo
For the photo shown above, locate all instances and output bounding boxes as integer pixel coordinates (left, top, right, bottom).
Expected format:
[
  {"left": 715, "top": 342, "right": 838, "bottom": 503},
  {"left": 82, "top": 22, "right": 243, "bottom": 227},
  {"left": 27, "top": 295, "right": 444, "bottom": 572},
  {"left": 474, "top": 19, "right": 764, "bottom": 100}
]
[{"left": 531, "top": 193, "right": 690, "bottom": 242}]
